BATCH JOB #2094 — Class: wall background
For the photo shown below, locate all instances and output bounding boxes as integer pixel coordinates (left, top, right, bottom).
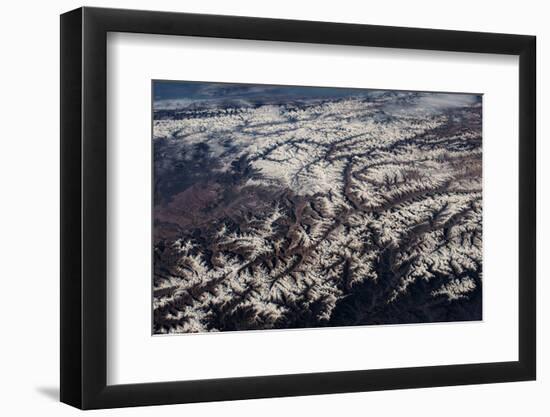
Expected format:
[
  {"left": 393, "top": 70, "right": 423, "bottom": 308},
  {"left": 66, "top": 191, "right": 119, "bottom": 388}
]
[{"left": 0, "top": 0, "right": 545, "bottom": 415}]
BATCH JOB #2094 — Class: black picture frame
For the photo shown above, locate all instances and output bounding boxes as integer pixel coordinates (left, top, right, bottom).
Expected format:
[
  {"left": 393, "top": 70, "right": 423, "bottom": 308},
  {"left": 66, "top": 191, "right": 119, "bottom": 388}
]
[{"left": 60, "top": 6, "right": 536, "bottom": 410}]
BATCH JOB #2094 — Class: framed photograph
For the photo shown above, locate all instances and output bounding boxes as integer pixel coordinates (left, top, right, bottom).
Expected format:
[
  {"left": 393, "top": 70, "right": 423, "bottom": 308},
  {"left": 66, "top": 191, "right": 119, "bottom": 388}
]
[{"left": 60, "top": 6, "right": 536, "bottom": 409}]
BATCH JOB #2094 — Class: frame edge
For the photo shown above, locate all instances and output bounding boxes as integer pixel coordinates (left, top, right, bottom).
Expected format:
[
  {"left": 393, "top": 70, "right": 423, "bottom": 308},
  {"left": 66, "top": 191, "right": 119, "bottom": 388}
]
[
  {"left": 60, "top": 7, "right": 84, "bottom": 409},
  {"left": 518, "top": 34, "right": 536, "bottom": 381}
]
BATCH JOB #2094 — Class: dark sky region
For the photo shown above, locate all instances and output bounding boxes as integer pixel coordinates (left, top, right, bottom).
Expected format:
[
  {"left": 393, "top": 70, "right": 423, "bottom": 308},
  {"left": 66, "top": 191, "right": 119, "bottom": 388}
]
[
  {"left": 153, "top": 80, "right": 372, "bottom": 103},
  {"left": 153, "top": 80, "right": 482, "bottom": 112}
]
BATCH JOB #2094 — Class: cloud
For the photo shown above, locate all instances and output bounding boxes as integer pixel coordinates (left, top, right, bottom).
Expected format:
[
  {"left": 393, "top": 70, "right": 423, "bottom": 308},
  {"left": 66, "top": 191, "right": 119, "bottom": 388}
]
[{"left": 415, "top": 93, "right": 480, "bottom": 110}]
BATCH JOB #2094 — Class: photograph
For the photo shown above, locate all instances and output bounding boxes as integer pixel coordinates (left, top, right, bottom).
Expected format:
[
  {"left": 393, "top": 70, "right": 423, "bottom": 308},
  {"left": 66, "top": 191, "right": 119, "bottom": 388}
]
[{"left": 152, "top": 81, "right": 483, "bottom": 334}]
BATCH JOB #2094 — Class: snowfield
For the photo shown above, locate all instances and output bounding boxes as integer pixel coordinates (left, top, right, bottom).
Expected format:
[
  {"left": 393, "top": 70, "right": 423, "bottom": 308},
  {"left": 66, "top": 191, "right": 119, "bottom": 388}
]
[{"left": 152, "top": 90, "right": 482, "bottom": 334}]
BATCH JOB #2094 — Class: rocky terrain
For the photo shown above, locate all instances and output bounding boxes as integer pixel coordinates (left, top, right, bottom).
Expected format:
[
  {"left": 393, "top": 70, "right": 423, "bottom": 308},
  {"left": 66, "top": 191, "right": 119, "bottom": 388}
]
[{"left": 152, "top": 86, "right": 482, "bottom": 334}]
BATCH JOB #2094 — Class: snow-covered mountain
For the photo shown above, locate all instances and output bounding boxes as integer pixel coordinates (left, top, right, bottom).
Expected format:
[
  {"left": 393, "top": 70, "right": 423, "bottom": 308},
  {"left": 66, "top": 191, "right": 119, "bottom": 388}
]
[{"left": 152, "top": 88, "right": 482, "bottom": 334}]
